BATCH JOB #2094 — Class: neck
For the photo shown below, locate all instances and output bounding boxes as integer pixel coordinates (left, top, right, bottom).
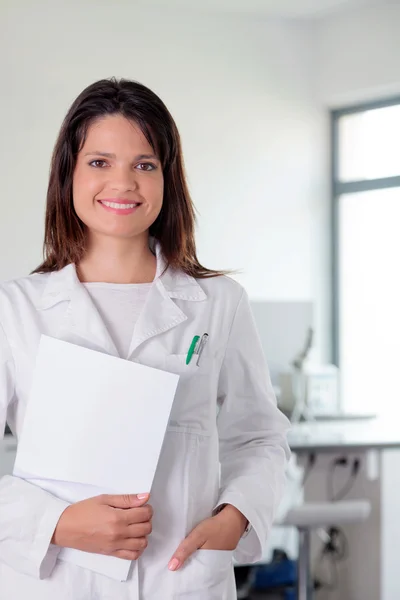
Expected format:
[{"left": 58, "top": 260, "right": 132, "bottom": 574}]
[{"left": 77, "top": 233, "right": 157, "bottom": 284}]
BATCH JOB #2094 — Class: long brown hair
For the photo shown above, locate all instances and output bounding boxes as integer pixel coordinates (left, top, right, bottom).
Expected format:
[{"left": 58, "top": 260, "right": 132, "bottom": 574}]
[{"left": 33, "top": 77, "right": 229, "bottom": 278}]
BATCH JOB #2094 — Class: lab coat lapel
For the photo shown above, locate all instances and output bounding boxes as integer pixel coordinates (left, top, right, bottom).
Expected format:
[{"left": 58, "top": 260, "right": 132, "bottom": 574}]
[
  {"left": 127, "top": 242, "right": 207, "bottom": 357},
  {"left": 38, "top": 241, "right": 207, "bottom": 359},
  {"left": 127, "top": 279, "right": 187, "bottom": 357},
  {"left": 39, "top": 264, "right": 119, "bottom": 357}
]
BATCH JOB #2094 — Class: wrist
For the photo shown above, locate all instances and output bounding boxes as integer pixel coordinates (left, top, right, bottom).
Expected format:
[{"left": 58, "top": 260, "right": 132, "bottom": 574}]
[
  {"left": 214, "top": 504, "right": 248, "bottom": 536},
  {"left": 52, "top": 505, "right": 72, "bottom": 547}
]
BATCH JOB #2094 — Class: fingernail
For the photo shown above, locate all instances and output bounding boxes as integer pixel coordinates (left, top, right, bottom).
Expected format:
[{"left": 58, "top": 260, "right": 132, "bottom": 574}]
[
  {"left": 137, "top": 493, "right": 149, "bottom": 500},
  {"left": 168, "top": 558, "right": 180, "bottom": 571}
]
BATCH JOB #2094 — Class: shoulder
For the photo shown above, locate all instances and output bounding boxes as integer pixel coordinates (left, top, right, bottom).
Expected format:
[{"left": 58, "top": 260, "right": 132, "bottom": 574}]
[
  {"left": 197, "top": 273, "right": 244, "bottom": 296},
  {"left": 0, "top": 271, "right": 51, "bottom": 310},
  {"left": 195, "top": 274, "right": 246, "bottom": 309}
]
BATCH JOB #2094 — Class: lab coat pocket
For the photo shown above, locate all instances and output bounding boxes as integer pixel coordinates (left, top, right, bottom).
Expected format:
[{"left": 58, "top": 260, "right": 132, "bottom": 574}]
[
  {"left": 164, "top": 354, "right": 200, "bottom": 379},
  {"left": 164, "top": 353, "right": 214, "bottom": 433},
  {"left": 176, "top": 549, "right": 233, "bottom": 599}
]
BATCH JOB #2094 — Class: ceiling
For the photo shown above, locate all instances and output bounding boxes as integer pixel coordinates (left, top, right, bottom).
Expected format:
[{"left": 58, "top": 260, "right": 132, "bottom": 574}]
[{"left": 145, "top": 0, "right": 397, "bottom": 19}]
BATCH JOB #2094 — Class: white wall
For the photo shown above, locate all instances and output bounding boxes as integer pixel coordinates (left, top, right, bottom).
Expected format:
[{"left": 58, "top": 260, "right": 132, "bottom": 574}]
[
  {"left": 314, "top": 4, "right": 400, "bottom": 106},
  {"left": 0, "top": 0, "right": 328, "bottom": 359}
]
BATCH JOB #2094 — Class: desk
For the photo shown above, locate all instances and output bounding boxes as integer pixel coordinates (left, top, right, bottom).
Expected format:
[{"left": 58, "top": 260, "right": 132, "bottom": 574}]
[
  {"left": 289, "top": 417, "right": 400, "bottom": 453},
  {"left": 286, "top": 417, "right": 400, "bottom": 600}
]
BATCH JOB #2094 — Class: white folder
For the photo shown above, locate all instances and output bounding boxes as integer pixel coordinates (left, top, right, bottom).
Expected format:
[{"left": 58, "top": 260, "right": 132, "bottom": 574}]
[{"left": 13, "top": 335, "right": 179, "bottom": 581}]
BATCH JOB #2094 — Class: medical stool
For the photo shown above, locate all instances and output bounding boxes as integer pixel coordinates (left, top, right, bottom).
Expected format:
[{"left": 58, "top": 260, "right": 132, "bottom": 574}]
[{"left": 277, "top": 500, "right": 371, "bottom": 600}]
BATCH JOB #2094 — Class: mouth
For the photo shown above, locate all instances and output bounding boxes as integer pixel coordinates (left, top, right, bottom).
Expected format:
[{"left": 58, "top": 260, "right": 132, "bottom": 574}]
[{"left": 97, "top": 199, "right": 142, "bottom": 215}]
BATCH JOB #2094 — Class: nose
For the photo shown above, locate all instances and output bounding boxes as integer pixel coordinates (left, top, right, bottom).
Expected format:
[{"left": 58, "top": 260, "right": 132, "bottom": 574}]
[{"left": 110, "top": 165, "right": 138, "bottom": 193}]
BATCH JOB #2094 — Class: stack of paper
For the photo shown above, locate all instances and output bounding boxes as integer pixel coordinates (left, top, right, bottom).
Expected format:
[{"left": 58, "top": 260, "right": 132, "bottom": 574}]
[{"left": 13, "top": 335, "right": 179, "bottom": 581}]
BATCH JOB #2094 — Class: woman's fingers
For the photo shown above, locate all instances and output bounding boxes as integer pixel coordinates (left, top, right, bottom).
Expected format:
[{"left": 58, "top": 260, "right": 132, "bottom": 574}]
[
  {"left": 122, "top": 504, "right": 153, "bottom": 525},
  {"left": 100, "top": 493, "right": 150, "bottom": 509},
  {"left": 120, "top": 536, "right": 148, "bottom": 552},
  {"left": 111, "top": 549, "right": 141, "bottom": 561},
  {"left": 168, "top": 522, "right": 208, "bottom": 571},
  {"left": 110, "top": 537, "right": 148, "bottom": 559},
  {"left": 125, "top": 521, "right": 153, "bottom": 538},
  {"left": 52, "top": 494, "right": 153, "bottom": 558},
  {"left": 106, "top": 509, "right": 152, "bottom": 552}
]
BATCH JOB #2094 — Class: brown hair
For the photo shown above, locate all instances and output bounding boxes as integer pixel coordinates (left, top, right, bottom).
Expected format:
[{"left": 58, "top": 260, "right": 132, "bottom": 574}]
[{"left": 33, "top": 77, "right": 229, "bottom": 278}]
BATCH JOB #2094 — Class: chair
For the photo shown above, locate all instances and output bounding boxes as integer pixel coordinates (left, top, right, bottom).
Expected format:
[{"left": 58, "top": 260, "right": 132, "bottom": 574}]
[{"left": 277, "top": 500, "right": 371, "bottom": 600}]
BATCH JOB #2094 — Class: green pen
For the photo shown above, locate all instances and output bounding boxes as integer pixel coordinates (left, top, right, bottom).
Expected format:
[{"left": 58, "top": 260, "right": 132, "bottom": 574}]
[{"left": 186, "top": 335, "right": 200, "bottom": 365}]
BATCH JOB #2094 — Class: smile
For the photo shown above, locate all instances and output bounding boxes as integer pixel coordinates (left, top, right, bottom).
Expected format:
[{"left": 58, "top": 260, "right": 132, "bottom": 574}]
[{"left": 98, "top": 200, "right": 141, "bottom": 214}]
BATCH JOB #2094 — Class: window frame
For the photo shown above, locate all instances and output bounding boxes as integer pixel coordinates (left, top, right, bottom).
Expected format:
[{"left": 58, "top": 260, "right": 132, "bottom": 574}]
[{"left": 331, "top": 96, "right": 400, "bottom": 368}]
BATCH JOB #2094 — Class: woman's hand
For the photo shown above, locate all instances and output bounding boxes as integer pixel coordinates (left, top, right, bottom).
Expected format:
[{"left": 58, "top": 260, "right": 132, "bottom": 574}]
[
  {"left": 168, "top": 504, "right": 248, "bottom": 571},
  {"left": 52, "top": 493, "right": 153, "bottom": 560}
]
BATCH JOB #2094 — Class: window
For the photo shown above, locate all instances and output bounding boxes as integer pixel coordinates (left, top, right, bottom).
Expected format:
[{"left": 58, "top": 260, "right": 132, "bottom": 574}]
[{"left": 332, "top": 98, "right": 400, "bottom": 416}]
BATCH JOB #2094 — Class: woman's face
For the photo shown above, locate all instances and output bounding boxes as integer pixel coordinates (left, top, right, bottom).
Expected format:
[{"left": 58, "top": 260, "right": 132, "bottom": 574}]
[{"left": 73, "top": 114, "right": 164, "bottom": 241}]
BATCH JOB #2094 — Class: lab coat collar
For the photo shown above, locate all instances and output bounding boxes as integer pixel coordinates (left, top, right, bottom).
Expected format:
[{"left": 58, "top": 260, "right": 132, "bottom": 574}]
[
  {"left": 152, "top": 238, "right": 207, "bottom": 302},
  {"left": 37, "top": 240, "right": 207, "bottom": 357},
  {"left": 38, "top": 240, "right": 207, "bottom": 309}
]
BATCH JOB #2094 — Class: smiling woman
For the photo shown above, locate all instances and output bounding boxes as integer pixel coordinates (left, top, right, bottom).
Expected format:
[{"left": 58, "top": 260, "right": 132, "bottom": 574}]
[
  {"left": 0, "top": 77, "right": 290, "bottom": 600},
  {"left": 33, "top": 77, "right": 227, "bottom": 281}
]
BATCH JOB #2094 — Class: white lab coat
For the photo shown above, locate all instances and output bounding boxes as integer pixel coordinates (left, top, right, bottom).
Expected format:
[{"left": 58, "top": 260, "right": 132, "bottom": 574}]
[{"left": 0, "top": 242, "right": 290, "bottom": 600}]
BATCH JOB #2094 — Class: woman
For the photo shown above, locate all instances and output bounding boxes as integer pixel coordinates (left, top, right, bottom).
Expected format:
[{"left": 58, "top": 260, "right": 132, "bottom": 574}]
[{"left": 0, "top": 78, "right": 290, "bottom": 599}]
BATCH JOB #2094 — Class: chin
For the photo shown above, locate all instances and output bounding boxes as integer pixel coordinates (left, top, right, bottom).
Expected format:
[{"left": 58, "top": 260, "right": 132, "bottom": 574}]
[{"left": 106, "top": 225, "right": 150, "bottom": 239}]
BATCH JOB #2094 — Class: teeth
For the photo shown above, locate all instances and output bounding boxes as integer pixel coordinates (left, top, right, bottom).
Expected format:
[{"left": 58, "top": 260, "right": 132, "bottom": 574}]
[{"left": 101, "top": 201, "right": 138, "bottom": 209}]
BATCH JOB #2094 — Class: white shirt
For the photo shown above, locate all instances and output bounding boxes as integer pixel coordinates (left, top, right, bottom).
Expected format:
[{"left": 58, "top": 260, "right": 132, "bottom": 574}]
[{"left": 83, "top": 282, "right": 153, "bottom": 359}]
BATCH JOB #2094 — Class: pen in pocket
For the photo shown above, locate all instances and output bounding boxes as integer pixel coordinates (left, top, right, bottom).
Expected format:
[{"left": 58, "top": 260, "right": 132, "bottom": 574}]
[
  {"left": 196, "top": 333, "right": 209, "bottom": 366},
  {"left": 186, "top": 335, "right": 200, "bottom": 365}
]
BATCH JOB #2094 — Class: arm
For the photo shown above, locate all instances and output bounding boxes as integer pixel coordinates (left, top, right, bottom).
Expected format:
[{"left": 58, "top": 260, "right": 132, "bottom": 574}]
[
  {"left": 215, "top": 287, "right": 291, "bottom": 564},
  {"left": 0, "top": 320, "right": 69, "bottom": 579},
  {"left": 0, "top": 321, "right": 153, "bottom": 575}
]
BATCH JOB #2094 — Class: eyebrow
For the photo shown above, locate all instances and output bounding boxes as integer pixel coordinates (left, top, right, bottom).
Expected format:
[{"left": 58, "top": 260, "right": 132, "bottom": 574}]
[{"left": 84, "top": 151, "right": 159, "bottom": 161}]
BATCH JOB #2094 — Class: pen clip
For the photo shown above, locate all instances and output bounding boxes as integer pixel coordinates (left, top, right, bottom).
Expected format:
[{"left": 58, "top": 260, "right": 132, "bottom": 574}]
[{"left": 196, "top": 333, "right": 209, "bottom": 366}]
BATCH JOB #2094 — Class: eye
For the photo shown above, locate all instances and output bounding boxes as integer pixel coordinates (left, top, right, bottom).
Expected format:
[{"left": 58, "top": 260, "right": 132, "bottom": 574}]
[
  {"left": 89, "top": 160, "right": 108, "bottom": 168},
  {"left": 136, "top": 162, "right": 157, "bottom": 172}
]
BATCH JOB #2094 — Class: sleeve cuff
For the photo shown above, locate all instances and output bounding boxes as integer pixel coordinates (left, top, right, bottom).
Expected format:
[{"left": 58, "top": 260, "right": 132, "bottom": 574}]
[
  {"left": 32, "top": 497, "right": 70, "bottom": 579},
  {"left": 242, "top": 521, "right": 252, "bottom": 538}
]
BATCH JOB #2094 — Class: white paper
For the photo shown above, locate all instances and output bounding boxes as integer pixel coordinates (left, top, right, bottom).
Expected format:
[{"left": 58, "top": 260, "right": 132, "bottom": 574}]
[{"left": 14, "top": 335, "right": 179, "bottom": 580}]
